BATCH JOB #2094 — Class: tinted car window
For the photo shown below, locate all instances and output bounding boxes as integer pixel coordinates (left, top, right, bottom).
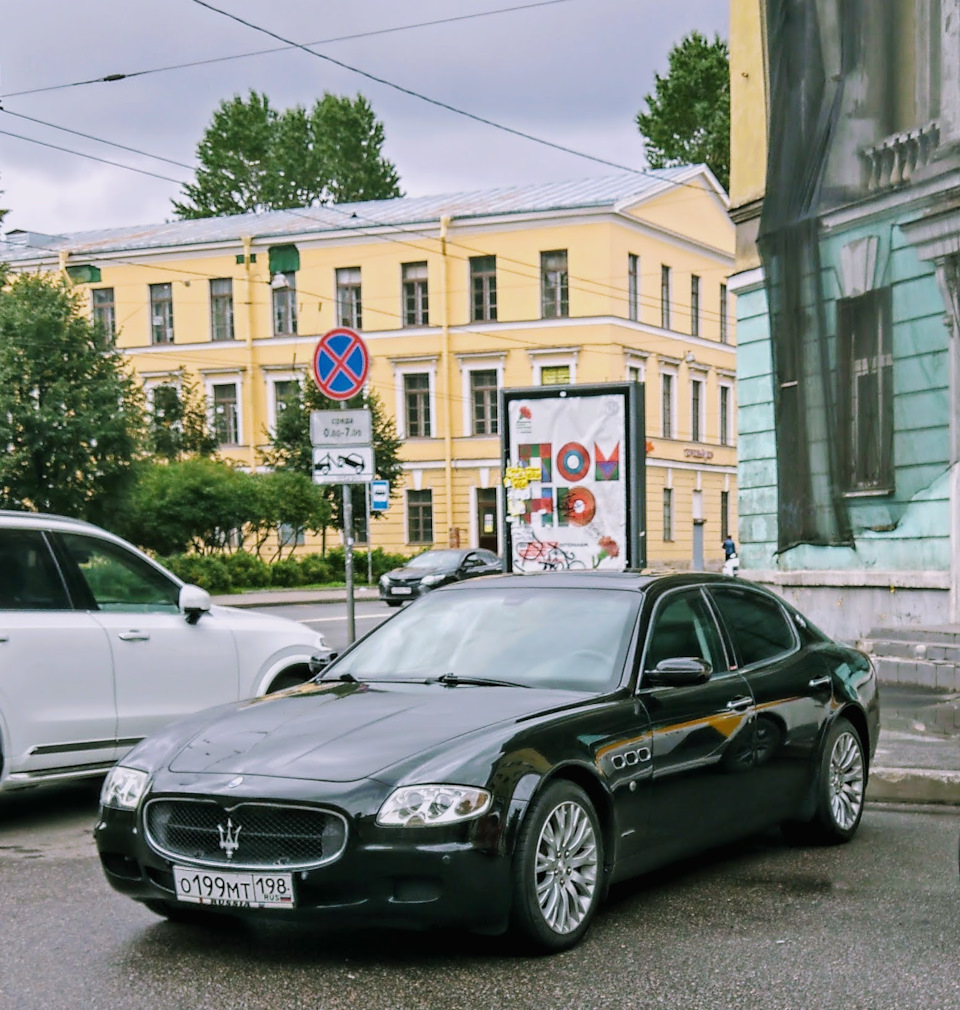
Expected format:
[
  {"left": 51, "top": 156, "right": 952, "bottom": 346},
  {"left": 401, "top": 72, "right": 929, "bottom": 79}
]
[
  {"left": 643, "top": 590, "right": 725, "bottom": 674},
  {"left": 709, "top": 587, "right": 795, "bottom": 668},
  {"left": 0, "top": 529, "right": 70, "bottom": 610},
  {"left": 60, "top": 533, "right": 180, "bottom": 613},
  {"left": 334, "top": 587, "right": 639, "bottom": 692}
]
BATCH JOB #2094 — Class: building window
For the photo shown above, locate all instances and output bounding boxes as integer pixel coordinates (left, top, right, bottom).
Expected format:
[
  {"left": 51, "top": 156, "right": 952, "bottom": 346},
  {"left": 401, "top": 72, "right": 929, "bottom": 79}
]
[
  {"left": 691, "top": 379, "right": 703, "bottom": 442},
  {"left": 404, "top": 373, "right": 432, "bottom": 438},
  {"left": 210, "top": 278, "right": 234, "bottom": 342},
  {"left": 540, "top": 365, "right": 571, "bottom": 386},
  {"left": 660, "top": 266, "right": 671, "bottom": 329},
  {"left": 336, "top": 267, "right": 362, "bottom": 330},
  {"left": 407, "top": 489, "right": 434, "bottom": 544},
  {"left": 628, "top": 364, "right": 644, "bottom": 384},
  {"left": 272, "top": 272, "right": 297, "bottom": 335},
  {"left": 92, "top": 288, "right": 115, "bottom": 343},
  {"left": 470, "top": 255, "right": 497, "bottom": 322},
  {"left": 470, "top": 369, "right": 499, "bottom": 435},
  {"left": 690, "top": 275, "right": 701, "bottom": 337},
  {"left": 541, "top": 250, "right": 569, "bottom": 319},
  {"left": 661, "top": 372, "right": 674, "bottom": 438},
  {"left": 402, "top": 261, "right": 429, "bottom": 327},
  {"left": 273, "top": 378, "right": 299, "bottom": 418},
  {"left": 278, "top": 523, "right": 305, "bottom": 548},
  {"left": 212, "top": 383, "right": 239, "bottom": 445},
  {"left": 721, "top": 490, "right": 730, "bottom": 540},
  {"left": 837, "top": 289, "right": 893, "bottom": 492},
  {"left": 720, "top": 385, "right": 732, "bottom": 446},
  {"left": 663, "top": 488, "right": 674, "bottom": 542},
  {"left": 150, "top": 283, "right": 174, "bottom": 344},
  {"left": 720, "top": 283, "right": 728, "bottom": 343},
  {"left": 628, "top": 253, "right": 640, "bottom": 321}
]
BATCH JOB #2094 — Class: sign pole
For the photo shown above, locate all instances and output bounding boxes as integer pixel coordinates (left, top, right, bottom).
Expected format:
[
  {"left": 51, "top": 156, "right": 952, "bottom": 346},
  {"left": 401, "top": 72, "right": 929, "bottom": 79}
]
[
  {"left": 365, "top": 482, "right": 373, "bottom": 585},
  {"left": 340, "top": 403, "right": 356, "bottom": 647}
]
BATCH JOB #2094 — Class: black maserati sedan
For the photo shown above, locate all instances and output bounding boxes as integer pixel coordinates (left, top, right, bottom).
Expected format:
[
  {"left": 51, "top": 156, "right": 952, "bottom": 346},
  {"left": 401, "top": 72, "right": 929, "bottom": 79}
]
[
  {"left": 96, "top": 573, "right": 879, "bottom": 952},
  {"left": 378, "top": 548, "right": 503, "bottom": 605}
]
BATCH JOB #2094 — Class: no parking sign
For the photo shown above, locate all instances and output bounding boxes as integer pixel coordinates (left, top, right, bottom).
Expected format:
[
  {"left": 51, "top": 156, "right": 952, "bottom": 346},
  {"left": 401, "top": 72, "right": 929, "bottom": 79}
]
[{"left": 312, "top": 327, "right": 369, "bottom": 400}]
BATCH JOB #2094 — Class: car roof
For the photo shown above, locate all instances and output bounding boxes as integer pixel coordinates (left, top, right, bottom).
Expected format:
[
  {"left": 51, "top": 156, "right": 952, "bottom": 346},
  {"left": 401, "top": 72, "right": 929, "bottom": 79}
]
[
  {"left": 437, "top": 570, "right": 750, "bottom": 594},
  {"left": 0, "top": 510, "right": 99, "bottom": 531}
]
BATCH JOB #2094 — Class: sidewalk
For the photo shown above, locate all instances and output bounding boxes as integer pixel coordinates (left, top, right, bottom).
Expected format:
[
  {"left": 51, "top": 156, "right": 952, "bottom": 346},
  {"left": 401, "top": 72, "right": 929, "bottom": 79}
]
[{"left": 214, "top": 587, "right": 960, "bottom": 806}]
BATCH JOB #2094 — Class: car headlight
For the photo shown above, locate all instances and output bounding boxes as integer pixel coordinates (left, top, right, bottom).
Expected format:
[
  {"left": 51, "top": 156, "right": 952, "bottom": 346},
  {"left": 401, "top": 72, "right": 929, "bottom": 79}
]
[
  {"left": 379, "top": 574, "right": 390, "bottom": 587},
  {"left": 420, "top": 573, "right": 446, "bottom": 587},
  {"left": 377, "top": 784, "right": 492, "bottom": 827},
  {"left": 100, "top": 766, "right": 150, "bottom": 810}
]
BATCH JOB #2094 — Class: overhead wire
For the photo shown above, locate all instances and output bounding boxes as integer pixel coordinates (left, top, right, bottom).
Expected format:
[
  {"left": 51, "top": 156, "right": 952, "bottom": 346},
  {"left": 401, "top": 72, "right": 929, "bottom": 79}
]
[{"left": 0, "top": 1, "right": 576, "bottom": 99}]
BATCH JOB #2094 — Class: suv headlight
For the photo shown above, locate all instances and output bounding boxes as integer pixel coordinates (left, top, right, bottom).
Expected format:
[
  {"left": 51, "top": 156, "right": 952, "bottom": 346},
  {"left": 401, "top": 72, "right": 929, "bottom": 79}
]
[
  {"left": 377, "top": 784, "right": 491, "bottom": 827},
  {"left": 100, "top": 766, "right": 149, "bottom": 811}
]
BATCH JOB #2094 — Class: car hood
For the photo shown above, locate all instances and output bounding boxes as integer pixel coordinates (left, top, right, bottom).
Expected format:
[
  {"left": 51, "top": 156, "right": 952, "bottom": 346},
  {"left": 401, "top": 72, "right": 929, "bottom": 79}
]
[
  {"left": 165, "top": 680, "right": 587, "bottom": 783},
  {"left": 208, "top": 604, "right": 326, "bottom": 647}
]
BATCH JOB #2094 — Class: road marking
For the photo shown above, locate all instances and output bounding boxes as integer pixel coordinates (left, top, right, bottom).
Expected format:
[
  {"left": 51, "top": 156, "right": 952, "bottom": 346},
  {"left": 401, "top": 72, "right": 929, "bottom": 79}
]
[{"left": 301, "top": 614, "right": 386, "bottom": 624}]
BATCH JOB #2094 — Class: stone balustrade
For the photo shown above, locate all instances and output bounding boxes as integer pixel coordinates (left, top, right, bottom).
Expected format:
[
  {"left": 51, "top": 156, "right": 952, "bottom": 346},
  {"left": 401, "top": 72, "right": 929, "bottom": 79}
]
[{"left": 861, "top": 121, "right": 940, "bottom": 190}]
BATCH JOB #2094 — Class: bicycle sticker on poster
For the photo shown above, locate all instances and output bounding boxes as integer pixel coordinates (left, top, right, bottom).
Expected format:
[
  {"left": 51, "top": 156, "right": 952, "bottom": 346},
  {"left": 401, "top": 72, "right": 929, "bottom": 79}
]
[{"left": 501, "top": 383, "right": 645, "bottom": 574}]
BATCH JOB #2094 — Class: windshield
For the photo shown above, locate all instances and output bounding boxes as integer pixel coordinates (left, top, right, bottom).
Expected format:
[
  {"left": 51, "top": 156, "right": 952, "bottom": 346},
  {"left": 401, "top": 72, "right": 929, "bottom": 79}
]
[
  {"left": 406, "top": 550, "right": 462, "bottom": 569},
  {"left": 332, "top": 586, "right": 640, "bottom": 692}
]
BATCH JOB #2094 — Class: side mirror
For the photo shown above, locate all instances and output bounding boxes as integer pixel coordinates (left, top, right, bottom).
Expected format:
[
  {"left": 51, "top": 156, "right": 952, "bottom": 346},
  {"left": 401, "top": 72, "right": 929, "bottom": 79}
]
[
  {"left": 309, "top": 652, "right": 338, "bottom": 676},
  {"left": 179, "top": 584, "right": 211, "bottom": 625},
  {"left": 645, "top": 656, "right": 712, "bottom": 687}
]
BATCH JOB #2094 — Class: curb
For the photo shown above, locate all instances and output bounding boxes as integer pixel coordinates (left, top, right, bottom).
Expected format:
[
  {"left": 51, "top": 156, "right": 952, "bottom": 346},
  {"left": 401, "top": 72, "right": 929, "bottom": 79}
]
[{"left": 867, "top": 767, "right": 960, "bottom": 806}]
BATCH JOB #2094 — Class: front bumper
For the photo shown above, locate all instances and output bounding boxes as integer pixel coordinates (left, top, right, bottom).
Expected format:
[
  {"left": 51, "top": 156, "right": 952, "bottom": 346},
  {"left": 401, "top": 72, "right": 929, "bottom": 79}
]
[
  {"left": 95, "top": 777, "right": 513, "bottom": 933},
  {"left": 378, "top": 582, "right": 425, "bottom": 603}
]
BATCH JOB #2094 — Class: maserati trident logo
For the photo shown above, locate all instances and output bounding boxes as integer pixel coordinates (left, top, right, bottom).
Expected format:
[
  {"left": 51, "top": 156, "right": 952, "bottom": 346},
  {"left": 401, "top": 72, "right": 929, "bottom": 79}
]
[{"left": 217, "top": 817, "right": 242, "bottom": 860}]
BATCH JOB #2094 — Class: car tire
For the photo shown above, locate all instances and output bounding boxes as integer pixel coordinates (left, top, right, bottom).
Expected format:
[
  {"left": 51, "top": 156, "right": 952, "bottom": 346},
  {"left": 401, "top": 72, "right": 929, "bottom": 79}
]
[
  {"left": 782, "top": 716, "right": 866, "bottom": 846},
  {"left": 510, "top": 780, "right": 604, "bottom": 952},
  {"left": 141, "top": 899, "right": 233, "bottom": 926}
]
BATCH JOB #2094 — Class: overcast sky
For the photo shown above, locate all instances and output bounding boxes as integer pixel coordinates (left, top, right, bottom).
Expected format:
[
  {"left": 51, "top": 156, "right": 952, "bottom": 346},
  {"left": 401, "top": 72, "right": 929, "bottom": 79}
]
[{"left": 0, "top": 0, "right": 728, "bottom": 236}]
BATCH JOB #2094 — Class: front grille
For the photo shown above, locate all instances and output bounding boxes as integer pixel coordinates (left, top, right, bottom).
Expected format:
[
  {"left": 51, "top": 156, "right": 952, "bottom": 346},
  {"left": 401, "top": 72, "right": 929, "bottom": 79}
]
[{"left": 144, "top": 799, "right": 348, "bottom": 870}]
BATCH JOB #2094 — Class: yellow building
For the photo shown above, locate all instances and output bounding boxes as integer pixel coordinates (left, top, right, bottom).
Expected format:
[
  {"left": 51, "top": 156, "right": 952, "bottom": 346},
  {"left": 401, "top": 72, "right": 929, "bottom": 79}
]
[{"left": 2, "top": 169, "right": 736, "bottom": 566}]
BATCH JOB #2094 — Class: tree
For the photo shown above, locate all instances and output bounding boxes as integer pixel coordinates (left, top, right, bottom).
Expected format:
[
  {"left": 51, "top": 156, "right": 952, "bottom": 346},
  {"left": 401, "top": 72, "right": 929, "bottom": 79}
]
[
  {"left": 0, "top": 273, "right": 145, "bottom": 526},
  {"left": 148, "top": 368, "right": 218, "bottom": 460},
  {"left": 172, "top": 90, "right": 402, "bottom": 219},
  {"left": 260, "top": 381, "right": 403, "bottom": 541},
  {"left": 636, "top": 31, "right": 730, "bottom": 191}
]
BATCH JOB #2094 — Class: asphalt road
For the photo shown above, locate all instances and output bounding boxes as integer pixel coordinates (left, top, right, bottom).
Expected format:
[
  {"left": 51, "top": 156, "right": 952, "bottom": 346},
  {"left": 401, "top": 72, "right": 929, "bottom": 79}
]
[
  {"left": 0, "top": 783, "right": 957, "bottom": 1010},
  {"left": 254, "top": 598, "right": 394, "bottom": 655}
]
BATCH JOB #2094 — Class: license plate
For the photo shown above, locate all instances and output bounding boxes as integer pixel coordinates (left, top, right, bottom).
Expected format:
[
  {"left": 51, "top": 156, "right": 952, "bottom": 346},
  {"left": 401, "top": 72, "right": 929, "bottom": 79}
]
[
  {"left": 391, "top": 587, "right": 413, "bottom": 595},
  {"left": 172, "top": 866, "right": 295, "bottom": 909}
]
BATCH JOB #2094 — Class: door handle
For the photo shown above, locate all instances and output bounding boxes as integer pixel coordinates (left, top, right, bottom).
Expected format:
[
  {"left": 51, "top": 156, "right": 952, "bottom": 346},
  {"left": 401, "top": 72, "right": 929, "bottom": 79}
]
[
  {"left": 118, "top": 631, "right": 150, "bottom": 642},
  {"left": 726, "top": 696, "right": 753, "bottom": 712},
  {"left": 808, "top": 675, "right": 831, "bottom": 689},
  {"left": 0, "top": 634, "right": 8, "bottom": 643}
]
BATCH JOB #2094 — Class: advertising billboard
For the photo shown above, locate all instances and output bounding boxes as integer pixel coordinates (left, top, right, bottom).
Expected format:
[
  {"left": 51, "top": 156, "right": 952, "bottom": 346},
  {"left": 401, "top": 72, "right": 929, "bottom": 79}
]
[{"left": 501, "top": 383, "right": 645, "bottom": 573}]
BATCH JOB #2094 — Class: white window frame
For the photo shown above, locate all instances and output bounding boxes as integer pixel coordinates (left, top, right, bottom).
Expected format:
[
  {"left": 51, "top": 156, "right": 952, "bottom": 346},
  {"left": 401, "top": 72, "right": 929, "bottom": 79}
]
[
  {"left": 392, "top": 357, "right": 438, "bottom": 440},
  {"left": 203, "top": 371, "right": 245, "bottom": 447},
  {"left": 405, "top": 487, "right": 435, "bottom": 545},
  {"left": 142, "top": 373, "right": 182, "bottom": 417},
  {"left": 689, "top": 372, "right": 707, "bottom": 443},
  {"left": 624, "top": 351, "right": 647, "bottom": 384},
  {"left": 527, "top": 347, "right": 579, "bottom": 386},
  {"left": 627, "top": 253, "right": 640, "bottom": 322},
  {"left": 719, "top": 381, "right": 734, "bottom": 446},
  {"left": 458, "top": 353, "right": 506, "bottom": 436},
  {"left": 265, "top": 370, "right": 303, "bottom": 435},
  {"left": 660, "top": 365, "right": 678, "bottom": 439}
]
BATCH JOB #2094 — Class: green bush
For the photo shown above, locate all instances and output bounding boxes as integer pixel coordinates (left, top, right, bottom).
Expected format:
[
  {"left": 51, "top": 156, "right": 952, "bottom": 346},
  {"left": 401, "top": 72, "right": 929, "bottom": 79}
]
[
  {"left": 223, "top": 550, "right": 272, "bottom": 588},
  {"left": 298, "top": 554, "right": 332, "bottom": 585},
  {"left": 161, "top": 553, "right": 233, "bottom": 593},
  {"left": 270, "top": 557, "right": 305, "bottom": 588}
]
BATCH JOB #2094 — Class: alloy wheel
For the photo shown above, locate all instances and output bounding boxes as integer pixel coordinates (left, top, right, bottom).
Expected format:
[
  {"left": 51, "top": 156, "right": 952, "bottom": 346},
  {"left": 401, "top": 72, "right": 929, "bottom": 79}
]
[
  {"left": 534, "top": 800, "right": 599, "bottom": 934},
  {"left": 828, "top": 730, "right": 864, "bottom": 831}
]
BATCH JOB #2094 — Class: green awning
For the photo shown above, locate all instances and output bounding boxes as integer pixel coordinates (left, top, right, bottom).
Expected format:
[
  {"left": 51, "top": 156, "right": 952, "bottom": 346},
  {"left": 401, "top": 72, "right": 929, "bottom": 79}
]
[
  {"left": 66, "top": 264, "right": 102, "bottom": 284},
  {"left": 268, "top": 244, "right": 299, "bottom": 275}
]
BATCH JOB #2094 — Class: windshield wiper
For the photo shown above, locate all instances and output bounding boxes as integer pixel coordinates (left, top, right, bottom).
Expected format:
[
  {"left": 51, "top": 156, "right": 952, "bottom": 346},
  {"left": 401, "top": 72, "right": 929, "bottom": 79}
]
[{"left": 433, "top": 673, "right": 528, "bottom": 688}]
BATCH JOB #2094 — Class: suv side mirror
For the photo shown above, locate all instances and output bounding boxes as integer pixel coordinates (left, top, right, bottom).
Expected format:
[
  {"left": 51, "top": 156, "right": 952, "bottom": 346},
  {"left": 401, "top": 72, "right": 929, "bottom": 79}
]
[
  {"left": 645, "top": 657, "right": 712, "bottom": 687},
  {"left": 309, "top": 652, "right": 337, "bottom": 676},
  {"left": 179, "top": 584, "right": 211, "bottom": 625}
]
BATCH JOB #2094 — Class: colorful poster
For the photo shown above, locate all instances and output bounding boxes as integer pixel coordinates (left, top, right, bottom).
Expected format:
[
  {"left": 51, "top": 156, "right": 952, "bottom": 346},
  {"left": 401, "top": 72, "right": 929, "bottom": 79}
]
[{"left": 505, "top": 392, "right": 627, "bottom": 572}]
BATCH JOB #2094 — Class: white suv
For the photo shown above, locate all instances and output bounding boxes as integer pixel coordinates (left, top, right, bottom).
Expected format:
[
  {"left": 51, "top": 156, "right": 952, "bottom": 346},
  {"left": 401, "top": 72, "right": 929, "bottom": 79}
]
[{"left": 0, "top": 511, "right": 330, "bottom": 791}]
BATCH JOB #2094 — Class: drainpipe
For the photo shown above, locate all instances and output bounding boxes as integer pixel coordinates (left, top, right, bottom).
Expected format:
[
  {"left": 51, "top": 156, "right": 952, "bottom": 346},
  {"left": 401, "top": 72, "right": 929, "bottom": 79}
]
[
  {"left": 440, "top": 215, "right": 455, "bottom": 545},
  {"left": 242, "top": 235, "right": 256, "bottom": 457}
]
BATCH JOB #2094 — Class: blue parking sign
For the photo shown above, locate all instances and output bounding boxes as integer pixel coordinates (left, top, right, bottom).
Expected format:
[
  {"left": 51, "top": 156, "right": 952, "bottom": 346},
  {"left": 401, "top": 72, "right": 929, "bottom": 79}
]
[{"left": 370, "top": 479, "right": 390, "bottom": 511}]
